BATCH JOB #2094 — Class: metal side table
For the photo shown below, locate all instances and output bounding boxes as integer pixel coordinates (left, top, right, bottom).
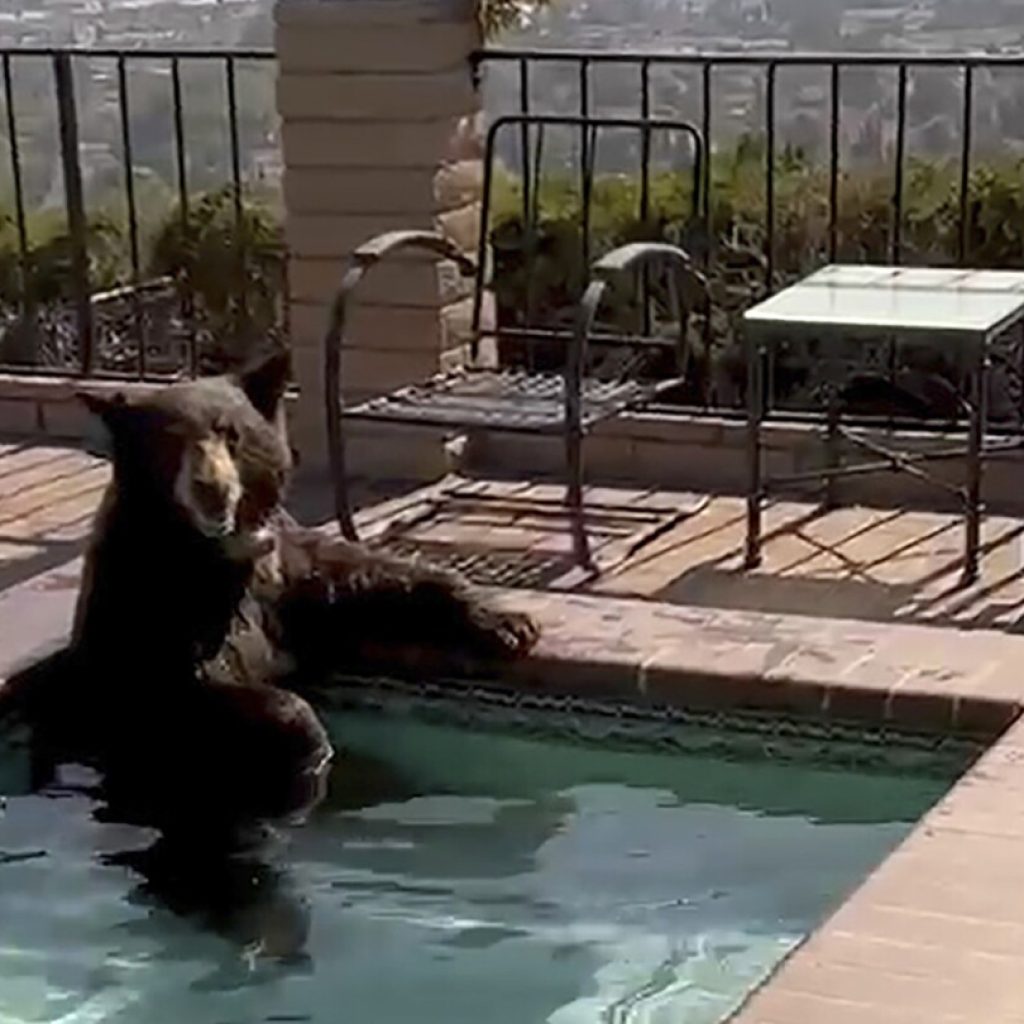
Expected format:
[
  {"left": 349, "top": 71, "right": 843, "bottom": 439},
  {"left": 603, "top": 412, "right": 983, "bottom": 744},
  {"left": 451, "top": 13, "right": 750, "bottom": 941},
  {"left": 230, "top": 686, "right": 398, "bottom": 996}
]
[{"left": 742, "top": 265, "right": 1024, "bottom": 585}]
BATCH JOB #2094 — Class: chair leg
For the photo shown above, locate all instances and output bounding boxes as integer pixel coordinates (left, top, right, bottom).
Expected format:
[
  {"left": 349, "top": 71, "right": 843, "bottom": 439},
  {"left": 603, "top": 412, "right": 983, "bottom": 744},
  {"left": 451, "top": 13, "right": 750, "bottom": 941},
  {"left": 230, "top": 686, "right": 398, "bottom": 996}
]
[
  {"left": 823, "top": 383, "right": 841, "bottom": 511},
  {"left": 331, "top": 414, "right": 360, "bottom": 543},
  {"left": 744, "top": 334, "right": 764, "bottom": 570},
  {"left": 962, "top": 346, "right": 988, "bottom": 587},
  {"left": 566, "top": 428, "right": 594, "bottom": 571}
]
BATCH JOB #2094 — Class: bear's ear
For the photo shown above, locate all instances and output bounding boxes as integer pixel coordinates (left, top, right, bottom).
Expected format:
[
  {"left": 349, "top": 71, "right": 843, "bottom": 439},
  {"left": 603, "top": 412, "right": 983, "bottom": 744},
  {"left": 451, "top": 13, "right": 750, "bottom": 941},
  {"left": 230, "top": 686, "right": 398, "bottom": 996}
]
[
  {"left": 77, "top": 392, "right": 143, "bottom": 457},
  {"left": 77, "top": 390, "right": 130, "bottom": 429},
  {"left": 235, "top": 347, "right": 291, "bottom": 422}
]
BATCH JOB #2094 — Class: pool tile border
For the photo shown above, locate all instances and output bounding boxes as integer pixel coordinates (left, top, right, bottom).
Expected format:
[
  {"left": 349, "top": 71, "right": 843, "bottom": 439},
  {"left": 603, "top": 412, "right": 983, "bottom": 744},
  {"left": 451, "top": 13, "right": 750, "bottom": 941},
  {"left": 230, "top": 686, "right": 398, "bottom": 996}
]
[{"left": 492, "top": 590, "right": 1024, "bottom": 737}]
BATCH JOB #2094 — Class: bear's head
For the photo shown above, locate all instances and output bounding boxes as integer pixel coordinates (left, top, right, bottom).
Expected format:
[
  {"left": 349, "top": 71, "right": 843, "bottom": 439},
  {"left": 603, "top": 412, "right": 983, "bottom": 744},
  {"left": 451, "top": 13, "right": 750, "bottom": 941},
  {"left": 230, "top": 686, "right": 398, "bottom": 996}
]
[{"left": 80, "top": 349, "right": 293, "bottom": 552}]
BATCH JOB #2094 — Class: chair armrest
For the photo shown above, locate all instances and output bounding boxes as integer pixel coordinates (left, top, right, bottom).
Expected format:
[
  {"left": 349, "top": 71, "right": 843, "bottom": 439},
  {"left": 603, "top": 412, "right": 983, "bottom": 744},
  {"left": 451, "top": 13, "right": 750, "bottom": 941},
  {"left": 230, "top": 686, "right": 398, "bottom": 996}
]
[
  {"left": 591, "top": 242, "right": 709, "bottom": 299},
  {"left": 324, "top": 230, "right": 476, "bottom": 542},
  {"left": 351, "top": 230, "right": 476, "bottom": 278},
  {"left": 568, "top": 242, "right": 708, "bottom": 416},
  {"left": 592, "top": 241, "right": 695, "bottom": 278}
]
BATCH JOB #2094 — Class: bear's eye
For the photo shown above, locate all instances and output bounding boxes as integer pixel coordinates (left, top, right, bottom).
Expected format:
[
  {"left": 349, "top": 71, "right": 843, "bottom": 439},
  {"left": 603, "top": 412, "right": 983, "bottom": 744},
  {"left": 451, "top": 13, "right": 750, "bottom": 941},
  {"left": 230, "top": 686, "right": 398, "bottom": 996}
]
[{"left": 214, "top": 419, "right": 240, "bottom": 453}]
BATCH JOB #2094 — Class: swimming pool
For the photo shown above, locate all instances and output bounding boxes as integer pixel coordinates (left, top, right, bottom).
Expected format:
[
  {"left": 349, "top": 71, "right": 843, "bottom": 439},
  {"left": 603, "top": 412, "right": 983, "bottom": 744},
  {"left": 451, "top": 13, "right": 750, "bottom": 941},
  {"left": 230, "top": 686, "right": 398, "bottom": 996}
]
[{"left": 0, "top": 697, "right": 965, "bottom": 1024}]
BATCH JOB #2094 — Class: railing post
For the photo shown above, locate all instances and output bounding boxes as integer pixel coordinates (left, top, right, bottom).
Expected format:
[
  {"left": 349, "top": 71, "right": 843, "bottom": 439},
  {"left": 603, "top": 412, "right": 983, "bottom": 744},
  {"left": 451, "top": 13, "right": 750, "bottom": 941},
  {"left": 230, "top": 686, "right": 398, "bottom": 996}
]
[
  {"left": 53, "top": 52, "right": 93, "bottom": 376},
  {"left": 2, "top": 55, "right": 30, "bottom": 313},
  {"left": 276, "top": 0, "right": 485, "bottom": 481}
]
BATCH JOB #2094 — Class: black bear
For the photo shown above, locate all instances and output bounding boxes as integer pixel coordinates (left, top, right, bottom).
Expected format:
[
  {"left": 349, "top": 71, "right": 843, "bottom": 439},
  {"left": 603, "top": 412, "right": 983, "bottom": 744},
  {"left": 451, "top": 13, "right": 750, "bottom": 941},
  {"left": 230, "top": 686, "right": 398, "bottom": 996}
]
[{"left": 9, "top": 348, "right": 539, "bottom": 830}]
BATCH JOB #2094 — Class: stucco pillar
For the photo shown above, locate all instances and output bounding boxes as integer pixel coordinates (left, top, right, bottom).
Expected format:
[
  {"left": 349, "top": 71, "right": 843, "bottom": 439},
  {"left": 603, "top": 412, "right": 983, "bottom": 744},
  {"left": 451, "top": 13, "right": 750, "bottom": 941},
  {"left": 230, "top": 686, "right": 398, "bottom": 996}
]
[{"left": 275, "top": 0, "right": 485, "bottom": 481}]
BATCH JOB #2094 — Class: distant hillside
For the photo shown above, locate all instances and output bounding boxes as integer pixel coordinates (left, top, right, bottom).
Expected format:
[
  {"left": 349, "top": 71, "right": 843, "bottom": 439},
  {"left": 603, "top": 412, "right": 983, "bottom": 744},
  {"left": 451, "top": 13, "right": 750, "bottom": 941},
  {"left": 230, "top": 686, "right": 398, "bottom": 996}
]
[{"left": 1, "top": 0, "right": 1023, "bottom": 214}]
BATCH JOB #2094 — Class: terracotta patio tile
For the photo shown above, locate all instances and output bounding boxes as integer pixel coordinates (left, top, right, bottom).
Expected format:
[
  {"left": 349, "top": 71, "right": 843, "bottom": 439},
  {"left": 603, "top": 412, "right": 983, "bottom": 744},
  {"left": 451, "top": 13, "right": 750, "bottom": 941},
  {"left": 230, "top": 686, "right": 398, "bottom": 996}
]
[
  {"left": 771, "top": 959, "right": 1006, "bottom": 1018},
  {"left": 474, "top": 479, "right": 534, "bottom": 499},
  {"left": 890, "top": 828, "right": 1024, "bottom": 883},
  {"left": 875, "top": 632, "right": 999, "bottom": 675},
  {"left": 803, "top": 931, "right": 1024, "bottom": 988},
  {"left": 925, "top": 774, "right": 1024, "bottom": 835},
  {"left": 873, "top": 855, "right": 1024, "bottom": 908},
  {"left": 34, "top": 514, "right": 97, "bottom": 543},
  {"left": 836, "top": 652, "right": 911, "bottom": 691},
  {"left": 962, "top": 746, "right": 1024, "bottom": 788},
  {"left": 933, "top": 756, "right": 1024, "bottom": 799},
  {"left": 411, "top": 520, "right": 547, "bottom": 549},
  {"left": 973, "top": 663, "right": 1024, "bottom": 707},
  {"left": 927, "top": 810, "right": 1024, "bottom": 841},
  {"left": 642, "top": 634, "right": 783, "bottom": 674},
  {"left": 0, "top": 541, "right": 45, "bottom": 564},
  {"left": 765, "top": 643, "right": 867, "bottom": 686},
  {"left": 736, "top": 987, "right": 969, "bottom": 1024},
  {"left": 829, "top": 901, "right": 1024, "bottom": 959},
  {"left": 4, "top": 484, "right": 108, "bottom": 541},
  {"left": 0, "top": 464, "right": 109, "bottom": 526},
  {"left": 1, "top": 451, "right": 101, "bottom": 496},
  {"left": 989, "top": 721, "right": 1024, "bottom": 749},
  {"left": 512, "top": 482, "right": 568, "bottom": 503},
  {"left": 928, "top": 788, "right": 1024, "bottom": 825},
  {"left": 582, "top": 485, "right": 655, "bottom": 506},
  {"left": 864, "top": 870, "right": 1024, "bottom": 924},
  {"left": 0, "top": 444, "right": 80, "bottom": 480},
  {"left": 638, "top": 638, "right": 827, "bottom": 713}
]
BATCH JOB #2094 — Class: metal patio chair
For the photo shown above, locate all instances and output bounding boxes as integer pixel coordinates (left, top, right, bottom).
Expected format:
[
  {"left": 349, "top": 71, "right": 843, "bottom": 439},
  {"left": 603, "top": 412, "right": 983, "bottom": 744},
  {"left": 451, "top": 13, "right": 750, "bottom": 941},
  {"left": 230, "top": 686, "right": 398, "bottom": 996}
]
[{"left": 324, "top": 113, "right": 709, "bottom": 573}]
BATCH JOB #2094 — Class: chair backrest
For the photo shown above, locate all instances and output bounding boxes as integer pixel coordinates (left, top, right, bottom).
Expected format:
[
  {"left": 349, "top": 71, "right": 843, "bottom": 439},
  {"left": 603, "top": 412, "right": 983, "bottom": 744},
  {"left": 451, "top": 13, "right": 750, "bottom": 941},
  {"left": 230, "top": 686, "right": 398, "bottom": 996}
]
[{"left": 472, "top": 112, "right": 707, "bottom": 384}]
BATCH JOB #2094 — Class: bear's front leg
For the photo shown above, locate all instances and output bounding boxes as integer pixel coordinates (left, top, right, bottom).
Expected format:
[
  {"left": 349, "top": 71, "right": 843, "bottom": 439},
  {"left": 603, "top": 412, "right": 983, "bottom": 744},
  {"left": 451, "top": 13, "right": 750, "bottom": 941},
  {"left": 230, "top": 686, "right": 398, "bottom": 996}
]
[{"left": 272, "top": 532, "right": 540, "bottom": 679}]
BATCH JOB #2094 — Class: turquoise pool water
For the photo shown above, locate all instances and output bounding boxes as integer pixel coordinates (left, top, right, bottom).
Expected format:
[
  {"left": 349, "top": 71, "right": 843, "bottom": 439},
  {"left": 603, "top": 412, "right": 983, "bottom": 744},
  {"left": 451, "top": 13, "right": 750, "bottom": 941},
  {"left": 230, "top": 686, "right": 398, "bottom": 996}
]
[{"left": 0, "top": 702, "right": 958, "bottom": 1024}]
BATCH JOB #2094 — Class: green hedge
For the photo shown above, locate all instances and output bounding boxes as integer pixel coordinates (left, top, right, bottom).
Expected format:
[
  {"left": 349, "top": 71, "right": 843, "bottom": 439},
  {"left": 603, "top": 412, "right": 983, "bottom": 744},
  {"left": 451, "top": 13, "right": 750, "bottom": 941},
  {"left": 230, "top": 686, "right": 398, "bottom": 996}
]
[
  {"left": 491, "top": 139, "right": 1024, "bottom": 303},
  {"left": 5, "top": 138, "right": 1024, "bottom": 396},
  {"left": 0, "top": 184, "right": 286, "bottom": 372},
  {"left": 486, "top": 140, "right": 1024, "bottom": 403}
]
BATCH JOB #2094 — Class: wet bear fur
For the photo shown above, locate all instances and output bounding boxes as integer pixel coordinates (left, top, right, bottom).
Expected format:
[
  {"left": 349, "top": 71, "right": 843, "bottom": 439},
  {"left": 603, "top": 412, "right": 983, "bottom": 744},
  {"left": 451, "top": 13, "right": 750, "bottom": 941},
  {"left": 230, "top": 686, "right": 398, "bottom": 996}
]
[{"left": 13, "top": 349, "right": 538, "bottom": 829}]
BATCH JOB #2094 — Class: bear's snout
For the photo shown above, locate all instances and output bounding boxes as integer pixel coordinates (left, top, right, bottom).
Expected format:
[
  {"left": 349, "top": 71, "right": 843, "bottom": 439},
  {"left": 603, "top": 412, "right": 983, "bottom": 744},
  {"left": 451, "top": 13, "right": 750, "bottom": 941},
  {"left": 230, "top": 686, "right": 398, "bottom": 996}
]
[{"left": 174, "top": 436, "right": 243, "bottom": 539}]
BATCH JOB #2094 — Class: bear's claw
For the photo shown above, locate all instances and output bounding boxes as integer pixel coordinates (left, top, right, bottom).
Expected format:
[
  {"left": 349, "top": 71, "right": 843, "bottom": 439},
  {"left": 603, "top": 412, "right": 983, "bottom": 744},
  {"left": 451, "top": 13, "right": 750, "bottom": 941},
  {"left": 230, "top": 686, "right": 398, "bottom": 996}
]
[{"left": 468, "top": 606, "right": 541, "bottom": 659}]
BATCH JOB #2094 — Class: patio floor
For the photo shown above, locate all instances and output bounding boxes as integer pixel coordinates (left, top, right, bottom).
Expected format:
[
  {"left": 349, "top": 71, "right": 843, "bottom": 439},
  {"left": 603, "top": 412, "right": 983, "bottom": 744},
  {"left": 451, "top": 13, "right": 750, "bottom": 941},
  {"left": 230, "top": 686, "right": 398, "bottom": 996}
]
[
  {"left": 0, "top": 439, "right": 109, "bottom": 592},
  {"left": 5, "top": 437, "right": 1024, "bottom": 632},
  {"left": 318, "top": 473, "right": 1024, "bottom": 634}
]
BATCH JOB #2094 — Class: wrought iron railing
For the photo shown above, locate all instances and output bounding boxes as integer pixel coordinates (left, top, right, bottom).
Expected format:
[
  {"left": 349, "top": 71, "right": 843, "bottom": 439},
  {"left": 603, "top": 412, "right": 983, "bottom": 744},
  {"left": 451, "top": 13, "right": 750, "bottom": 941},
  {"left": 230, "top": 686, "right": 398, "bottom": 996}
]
[
  {"left": 473, "top": 47, "right": 1024, "bottom": 423},
  {"left": 0, "top": 46, "right": 278, "bottom": 380},
  {"left": 5, "top": 42, "right": 1024, "bottom": 416},
  {"left": 475, "top": 48, "right": 1022, "bottom": 276}
]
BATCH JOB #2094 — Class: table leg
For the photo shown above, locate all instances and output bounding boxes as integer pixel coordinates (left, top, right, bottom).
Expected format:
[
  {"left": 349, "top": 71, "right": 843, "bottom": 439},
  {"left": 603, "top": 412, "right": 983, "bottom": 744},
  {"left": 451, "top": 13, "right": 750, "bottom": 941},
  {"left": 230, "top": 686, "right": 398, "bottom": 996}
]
[
  {"left": 745, "top": 334, "right": 763, "bottom": 570},
  {"left": 824, "top": 383, "right": 841, "bottom": 510},
  {"left": 962, "top": 342, "right": 987, "bottom": 586}
]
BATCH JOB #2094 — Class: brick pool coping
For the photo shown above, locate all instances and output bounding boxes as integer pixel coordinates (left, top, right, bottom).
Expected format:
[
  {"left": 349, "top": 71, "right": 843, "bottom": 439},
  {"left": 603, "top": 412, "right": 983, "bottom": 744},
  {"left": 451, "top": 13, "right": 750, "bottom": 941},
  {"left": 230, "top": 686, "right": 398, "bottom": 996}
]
[
  {"left": 492, "top": 590, "right": 1024, "bottom": 737},
  {"left": 4, "top": 568, "right": 1024, "bottom": 1022}
]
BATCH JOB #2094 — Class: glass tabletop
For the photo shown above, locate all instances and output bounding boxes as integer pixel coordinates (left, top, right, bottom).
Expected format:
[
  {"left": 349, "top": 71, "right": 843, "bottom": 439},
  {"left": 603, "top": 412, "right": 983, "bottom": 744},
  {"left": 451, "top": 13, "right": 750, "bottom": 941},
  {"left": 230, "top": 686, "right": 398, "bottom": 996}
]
[{"left": 744, "top": 265, "right": 1024, "bottom": 338}]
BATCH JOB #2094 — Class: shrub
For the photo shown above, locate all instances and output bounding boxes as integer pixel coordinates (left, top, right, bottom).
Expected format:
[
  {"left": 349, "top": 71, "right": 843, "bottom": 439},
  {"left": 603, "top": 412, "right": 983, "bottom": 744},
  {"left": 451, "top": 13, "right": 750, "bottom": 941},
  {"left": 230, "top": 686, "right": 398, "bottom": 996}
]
[
  {"left": 149, "top": 185, "right": 287, "bottom": 371},
  {"left": 487, "top": 141, "right": 1024, "bottom": 406}
]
